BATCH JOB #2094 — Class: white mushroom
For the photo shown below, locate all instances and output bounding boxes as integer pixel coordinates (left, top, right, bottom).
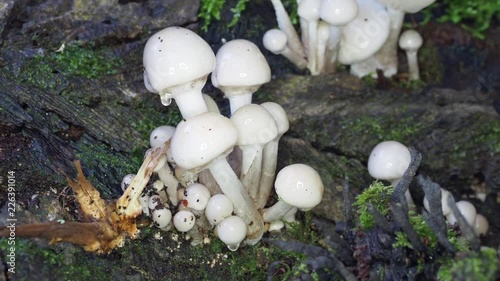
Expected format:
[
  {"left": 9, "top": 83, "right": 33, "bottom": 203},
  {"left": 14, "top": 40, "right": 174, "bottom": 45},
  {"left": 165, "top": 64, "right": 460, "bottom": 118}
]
[
  {"left": 256, "top": 102, "right": 290, "bottom": 209},
  {"left": 337, "top": 0, "right": 390, "bottom": 66},
  {"left": 205, "top": 194, "right": 234, "bottom": 226},
  {"left": 216, "top": 215, "right": 247, "bottom": 251},
  {"left": 423, "top": 188, "right": 452, "bottom": 216},
  {"left": 182, "top": 183, "right": 211, "bottom": 211},
  {"left": 230, "top": 104, "right": 279, "bottom": 202},
  {"left": 262, "top": 164, "right": 324, "bottom": 222},
  {"left": 152, "top": 208, "right": 172, "bottom": 229},
  {"left": 211, "top": 39, "right": 271, "bottom": 115},
  {"left": 143, "top": 26, "right": 215, "bottom": 118},
  {"left": 446, "top": 200, "right": 477, "bottom": 227},
  {"left": 398, "top": 29, "right": 423, "bottom": 81},
  {"left": 153, "top": 154, "right": 181, "bottom": 206},
  {"left": 297, "top": 0, "right": 321, "bottom": 75},
  {"left": 367, "top": 140, "right": 413, "bottom": 205},
  {"left": 173, "top": 210, "right": 196, "bottom": 232},
  {"left": 170, "top": 112, "right": 264, "bottom": 244},
  {"left": 150, "top": 125, "right": 176, "bottom": 163},
  {"left": 263, "top": 29, "right": 307, "bottom": 69},
  {"left": 473, "top": 214, "right": 489, "bottom": 236},
  {"left": 121, "top": 174, "right": 135, "bottom": 192}
]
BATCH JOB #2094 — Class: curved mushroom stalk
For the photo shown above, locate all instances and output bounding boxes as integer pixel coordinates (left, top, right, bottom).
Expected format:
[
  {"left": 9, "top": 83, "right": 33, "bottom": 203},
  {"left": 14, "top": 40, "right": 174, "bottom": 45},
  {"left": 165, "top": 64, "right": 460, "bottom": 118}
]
[
  {"left": 269, "top": 0, "right": 306, "bottom": 57},
  {"left": 153, "top": 155, "right": 181, "bottom": 206}
]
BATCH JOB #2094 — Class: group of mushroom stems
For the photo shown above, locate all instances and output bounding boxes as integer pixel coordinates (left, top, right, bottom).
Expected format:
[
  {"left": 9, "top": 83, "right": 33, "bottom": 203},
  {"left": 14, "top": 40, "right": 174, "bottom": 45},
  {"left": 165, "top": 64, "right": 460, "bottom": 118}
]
[
  {"left": 263, "top": 0, "right": 431, "bottom": 80},
  {"left": 120, "top": 25, "right": 488, "bottom": 252}
]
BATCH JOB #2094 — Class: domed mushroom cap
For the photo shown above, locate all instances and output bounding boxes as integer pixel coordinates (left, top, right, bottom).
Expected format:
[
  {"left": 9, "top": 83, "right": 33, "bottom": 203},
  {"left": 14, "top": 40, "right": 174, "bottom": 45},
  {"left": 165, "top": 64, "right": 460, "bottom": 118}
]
[
  {"left": 150, "top": 125, "right": 176, "bottom": 148},
  {"left": 260, "top": 102, "right": 290, "bottom": 136},
  {"left": 182, "top": 183, "right": 211, "bottom": 211},
  {"left": 216, "top": 215, "right": 247, "bottom": 251},
  {"left": 211, "top": 39, "right": 271, "bottom": 89},
  {"left": 230, "top": 104, "right": 279, "bottom": 146},
  {"left": 152, "top": 208, "right": 172, "bottom": 229},
  {"left": 275, "top": 164, "right": 324, "bottom": 211},
  {"left": 338, "top": 0, "right": 390, "bottom": 64},
  {"left": 173, "top": 210, "right": 196, "bottom": 232},
  {"left": 263, "top": 29, "right": 288, "bottom": 54},
  {"left": 399, "top": 29, "right": 423, "bottom": 52},
  {"left": 474, "top": 214, "right": 489, "bottom": 236},
  {"left": 446, "top": 200, "right": 477, "bottom": 226},
  {"left": 298, "top": 0, "right": 321, "bottom": 21},
  {"left": 171, "top": 112, "right": 238, "bottom": 170},
  {"left": 205, "top": 194, "right": 234, "bottom": 225},
  {"left": 367, "top": 141, "right": 410, "bottom": 181},
  {"left": 319, "top": 0, "right": 359, "bottom": 26},
  {"left": 143, "top": 27, "right": 216, "bottom": 94}
]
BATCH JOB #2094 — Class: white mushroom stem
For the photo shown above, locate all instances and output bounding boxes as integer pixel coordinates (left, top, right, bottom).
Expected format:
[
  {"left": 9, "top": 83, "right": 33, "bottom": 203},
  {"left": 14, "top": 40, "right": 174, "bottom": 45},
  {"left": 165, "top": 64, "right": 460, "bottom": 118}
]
[
  {"left": 405, "top": 49, "right": 420, "bottom": 80},
  {"left": 270, "top": 0, "right": 306, "bottom": 57},
  {"left": 169, "top": 81, "right": 209, "bottom": 119},
  {"left": 228, "top": 92, "right": 253, "bottom": 115},
  {"left": 263, "top": 200, "right": 294, "bottom": 222},
  {"left": 241, "top": 144, "right": 264, "bottom": 201},
  {"left": 208, "top": 156, "right": 264, "bottom": 245},
  {"left": 256, "top": 139, "right": 279, "bottom": 209},
  {"left": 298, "top": 0, "right": 321, "bottom": 75},
  {"left": 316, "top": 21, "right": 330, "bottom": 74},
  {"left": 117, "top": 143, "right": 168, "bottom": 217},
  {"left": 154, "top": 157, "right": 181, "bottom": 206},
  {"left": 263, "top": 29, "right": 307, "bottom": 69}
]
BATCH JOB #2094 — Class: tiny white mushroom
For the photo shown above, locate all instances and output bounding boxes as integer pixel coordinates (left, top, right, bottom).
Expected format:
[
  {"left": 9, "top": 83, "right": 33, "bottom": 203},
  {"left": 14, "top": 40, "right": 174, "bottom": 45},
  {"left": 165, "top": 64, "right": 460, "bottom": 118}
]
[
  {"left": 121, "top": 174, "right": 135, "bottom": 192},
  {"left": 269, "top": 0, "right": 306, "bottom": 57},
  {"left": 230, "top": 104, "right": 279, "bottom": 202},
  {"left": 423, "top": 188, "right": 452, "bottom": 216},
  {"left": 367, "top": 140, "right": 413, "bottom": 205},
  {"left": 150, "top": 125, "right": 176, "bottom": 163},
  {"left": 139, "top": 193, "right": 150, "bottom": 216},
  {"left": 173, "top": 210, "right": 196, "bottom": 232},
  {"left": 398, "top": 29, "right": 423, "bottom": 81},
  {"left": 143, "top": 26, "right": 215, "bottom": 118},
  {"left": 263, "top": 29, "right": 307, "bottom": 69},
  {"left": 217, "top": 215, "right": 247, "bottom": 251},
  {"left": 205, "top": 194, "right": 234, "bottom": 225},
  {"left": 473, "top": 214, "right": 489, "bottom": 236},
  {"left": 262, "top": 164, "right": 324, "bottom": 222},
  {"left": 152, "top": 208, "right": 172, "bottom": 229},
  {"left": 446, "top": 200, "right": 477, "bottom": 227},
  {"left": 182, "top": 183, "right": 211, "bottom": 211},
  {"left": 211, "top": 39, "right": 271, "bottom": 115},
  {"left": 148, "top": 194, "right": 162, "bottom": 210}
]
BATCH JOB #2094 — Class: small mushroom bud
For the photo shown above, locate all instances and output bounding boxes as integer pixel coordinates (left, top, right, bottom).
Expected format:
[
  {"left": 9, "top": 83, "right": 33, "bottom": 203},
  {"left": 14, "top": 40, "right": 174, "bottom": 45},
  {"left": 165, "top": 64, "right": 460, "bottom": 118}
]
[
  {"left": 399, "top": 29, "right": 423, "bottom": 81},
  {"left": 121, "top": 174, "right": 135, "bottom": 192},
  {"left": 446, "top": 200, "right": 477, "bottom": 226},
  {"left": 217, "top": 215, "right": 247, "bottom": 251},
  {"left": 152, "top": 208, "right": 172, "bottom": 229},
  {"left": 173, "top": 210, "right": 196, "bottom": 232},
  {"left": 473, "top": 214, "right": 489, "bottom": 236},
  {"left": 205, "top": 194, "right": 234, "bottom": 225},
  {"left": 182, "top": 183, "right": 211, "bottom": 211}
]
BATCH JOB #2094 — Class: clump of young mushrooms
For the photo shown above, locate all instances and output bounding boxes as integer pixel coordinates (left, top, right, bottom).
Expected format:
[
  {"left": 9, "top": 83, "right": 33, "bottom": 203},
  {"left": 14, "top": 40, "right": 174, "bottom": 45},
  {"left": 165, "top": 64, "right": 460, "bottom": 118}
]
[{"left": 263, "top": 0, "right": 434, "bottom": 79}]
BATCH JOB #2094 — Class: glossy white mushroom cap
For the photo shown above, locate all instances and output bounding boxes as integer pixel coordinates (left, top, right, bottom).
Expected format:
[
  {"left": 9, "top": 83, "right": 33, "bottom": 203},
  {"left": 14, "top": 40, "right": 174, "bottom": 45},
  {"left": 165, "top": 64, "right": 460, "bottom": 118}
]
[
  {"left": 399, "top": 29, "right": 423, "bottom": 52},
  {"left": 378, "top": 0, "right": 436, "bottom": 13},
  {"left": 319, "top": 0, "right": 359, "bottom": 26},
  {"left": 121, "top": 174, "right": 135, "bottom": 192},
  {"left": 205, "top": 194, "right": 234, "bottom": 225},
  {"left": 423, "top": 188, "right": 451, "bottom": 216},
  {"left": 338, "top": 0, "right": 390, "bottom": 64},
  {"left": 211, "top": 39, "right": 271, "bottom": 92},
  {"left": 473, "top": 214, "right": 489, "bottom": 236},
  {"left": 298, "top": 0, "right": 321, "bottom": 21},
  {"left": 171, "top": 112, "right": 238, "bottom": 170},
  {"left": 217, "top": 215, "right": 247, "bottom": 251},
  {"left": 150, "top": 125, "right": 176, "bottom": 148},
  {"left": 148, "top": 194, "right": 162, "bottom": 210},
  {"left": 152, "top": 208, "right": 172, "bottom": 229},
  {"left": 275, "top": 164, "right": 324, "bottom": 211},
  {"left": 446, "top": 200, "right": 477, "bottom": 226},
  {"left": 260, "top": 102, "right": 289, "bottom": 136},
  {"left": 263, "top": 29, "right": 288, "bottom": 54},
  {"left": 173, "top": 210, "right": 196, "bottom": 232},
  {"left": 367, "top": 141, "right": 411, "bottom": 182},
  {"left": 230, "top": 104, "right": 279, "bottom": 146},
  {"left": 182, "top": 183, "right": 211, "bottom": 211},
  {"left": 143, "top": 27, "right": 215, "bottom": 94}
]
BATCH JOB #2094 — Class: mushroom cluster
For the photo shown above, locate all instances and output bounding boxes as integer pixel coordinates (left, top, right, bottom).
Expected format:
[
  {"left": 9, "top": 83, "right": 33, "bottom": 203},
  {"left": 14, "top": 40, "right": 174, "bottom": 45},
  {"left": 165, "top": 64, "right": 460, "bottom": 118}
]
[
  {"left": 135, "top": 26, "right": 325, "bottom": 250},
  {"left": 264, "top": 0, "right": 433, "bottom": 79}
]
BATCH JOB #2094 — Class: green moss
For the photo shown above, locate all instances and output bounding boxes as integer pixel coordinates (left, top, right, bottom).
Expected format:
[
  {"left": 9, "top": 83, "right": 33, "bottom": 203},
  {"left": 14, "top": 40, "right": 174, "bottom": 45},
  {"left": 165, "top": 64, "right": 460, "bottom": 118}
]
[
  {"left": 393, "top": 211, "right": 438, "bottom": 249},
  {"left": 437, "top": 247, "right": 499, "bottom": 281},
  {"left": 353, "top": 181, "right": 393, "bottom": 229},
  {"left": 286, "top": 211, "right": 320, "bottom": 246}
]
